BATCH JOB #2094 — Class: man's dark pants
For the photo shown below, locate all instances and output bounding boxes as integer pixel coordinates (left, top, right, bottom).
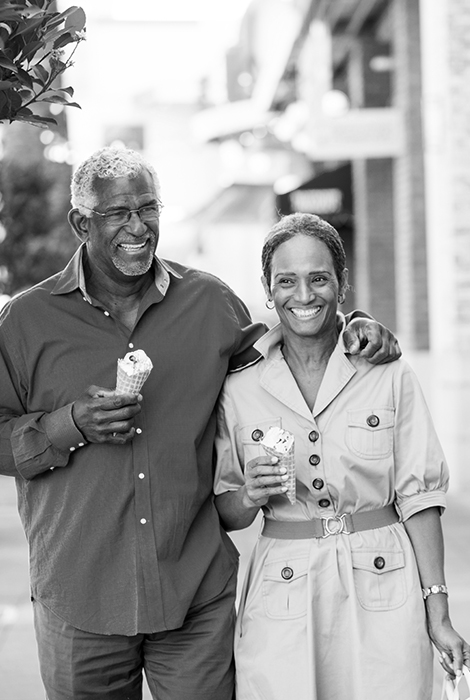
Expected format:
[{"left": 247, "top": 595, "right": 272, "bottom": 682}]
[{"left": 33, "top": 569, "right": 237, "bottom": 700}]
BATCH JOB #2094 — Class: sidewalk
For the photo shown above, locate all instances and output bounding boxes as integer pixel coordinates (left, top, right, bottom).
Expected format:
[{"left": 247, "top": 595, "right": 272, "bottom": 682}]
[{"left": 1, "top": 474, "right": 469, "bottom": 699}]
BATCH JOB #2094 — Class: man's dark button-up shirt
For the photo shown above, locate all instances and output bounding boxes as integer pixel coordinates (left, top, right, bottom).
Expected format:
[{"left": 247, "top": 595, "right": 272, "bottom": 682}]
[{"left": 0, "top": 246, "right": 265, "bottom": 635}]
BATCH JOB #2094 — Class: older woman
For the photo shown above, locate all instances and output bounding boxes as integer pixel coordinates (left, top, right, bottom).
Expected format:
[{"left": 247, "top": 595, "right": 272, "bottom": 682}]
[{"left": 214, "top": 213, "right": 469, "bottom": 700}]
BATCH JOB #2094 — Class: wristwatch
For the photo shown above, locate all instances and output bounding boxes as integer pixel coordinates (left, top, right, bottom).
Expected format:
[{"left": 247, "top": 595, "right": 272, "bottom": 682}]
[{"left": 422, "top": 584, "right": 448, "bottom": 600}]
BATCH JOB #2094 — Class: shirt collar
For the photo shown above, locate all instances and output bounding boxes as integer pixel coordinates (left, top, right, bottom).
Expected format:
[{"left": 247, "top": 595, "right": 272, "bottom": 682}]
[
  {"left": 253, "top": 312, "right": 348, "bottom": 359},
  {"left": 51, "top": 244, "right": 182, "bottom": 301}
]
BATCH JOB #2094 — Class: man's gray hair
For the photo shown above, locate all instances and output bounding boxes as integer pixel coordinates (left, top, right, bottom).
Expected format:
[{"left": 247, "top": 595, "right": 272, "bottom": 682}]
[{"left": 71, "top": 147, "right": 161, "bottom": 216}]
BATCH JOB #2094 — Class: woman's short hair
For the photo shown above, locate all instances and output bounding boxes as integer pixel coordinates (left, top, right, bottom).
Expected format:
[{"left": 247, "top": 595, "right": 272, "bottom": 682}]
[
  {"left": 261, "top": 212, "right": 347, "bottom": 288},
  {"left": 70, "top": 147, "right": 161, "bottom": 216}
]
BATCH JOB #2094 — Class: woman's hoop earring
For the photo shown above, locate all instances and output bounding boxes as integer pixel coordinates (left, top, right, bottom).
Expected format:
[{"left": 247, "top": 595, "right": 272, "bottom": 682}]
[
  {"left": 338, "top": 293, "right": 345, "bottom": 305},
  {"left": 265, "top": 299, "right": 275, "bottom": 310}
]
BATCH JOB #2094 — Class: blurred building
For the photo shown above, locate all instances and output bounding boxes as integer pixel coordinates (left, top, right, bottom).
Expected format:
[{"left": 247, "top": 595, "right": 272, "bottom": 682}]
[{"left": 192, "top": 0, "right": 470, "bottom": 487}]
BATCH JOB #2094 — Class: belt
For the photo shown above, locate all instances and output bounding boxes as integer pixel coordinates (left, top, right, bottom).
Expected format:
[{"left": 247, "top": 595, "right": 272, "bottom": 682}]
[{"left": 261, "top": 504, "right": 399, "bottom": 540}]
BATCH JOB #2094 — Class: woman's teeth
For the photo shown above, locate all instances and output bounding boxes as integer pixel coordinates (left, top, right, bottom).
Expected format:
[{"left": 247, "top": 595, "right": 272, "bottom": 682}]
[{"left": 290, "top": 307, "right": 321, "bottom": 319}]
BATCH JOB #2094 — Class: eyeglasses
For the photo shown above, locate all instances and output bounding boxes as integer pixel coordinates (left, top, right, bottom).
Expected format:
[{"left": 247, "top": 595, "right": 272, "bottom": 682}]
[{"left": 84, "top": 202, "right": 163, "bottom": 225}]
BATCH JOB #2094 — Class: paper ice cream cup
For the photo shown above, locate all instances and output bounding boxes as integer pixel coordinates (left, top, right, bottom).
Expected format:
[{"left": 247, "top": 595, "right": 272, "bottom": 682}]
[{"left": 261, "top": 426, "right": 296, "bottom": 505}]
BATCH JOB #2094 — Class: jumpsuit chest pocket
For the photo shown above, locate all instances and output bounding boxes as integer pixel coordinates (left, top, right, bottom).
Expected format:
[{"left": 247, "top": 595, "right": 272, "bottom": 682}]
[
  {"left": 262, "top": 557, "right": 308, "bottom": 619},
  {"left": 346, "top": 407, "right": 395, "bottom": 459},
  {"left": 240, "top": 417, "right": 282, "bottom": 468},
  {"left": 351, "top": 548, "right": 406, "bottom": 611}
]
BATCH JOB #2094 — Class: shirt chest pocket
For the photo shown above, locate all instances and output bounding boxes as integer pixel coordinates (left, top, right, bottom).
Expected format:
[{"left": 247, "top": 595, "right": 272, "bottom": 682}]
[
  {"left": 346, "top": 407, "right": 394, "bottom": 459},
  {"left": 262, "top": 556, "right": 309, "bottom": 619},
  {"left": 239, "top": 417, "right": 282, "bottom": 468},
  {"left": 352, "top": 548, "right": 406, "bottom": 611}
]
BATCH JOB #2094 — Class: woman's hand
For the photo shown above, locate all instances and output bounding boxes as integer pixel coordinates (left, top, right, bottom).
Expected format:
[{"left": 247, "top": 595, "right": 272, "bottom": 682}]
[
  {"left": 241, "top": 455, "right": 289, "bottom": 509},
  {"left": 428, "top": 614, "right": 470, "bottom": 678}
]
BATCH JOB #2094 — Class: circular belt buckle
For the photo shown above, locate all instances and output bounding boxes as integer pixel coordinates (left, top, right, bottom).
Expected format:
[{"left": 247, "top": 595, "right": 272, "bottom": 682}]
[{"left": 321, "top": 514, "right": 350, "bottom": 537}]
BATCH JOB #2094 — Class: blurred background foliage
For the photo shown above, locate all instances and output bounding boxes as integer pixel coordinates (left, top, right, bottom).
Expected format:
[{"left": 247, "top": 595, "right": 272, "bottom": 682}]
[{"left": 0, "top": 0, "right": 85, "bottom": 295}]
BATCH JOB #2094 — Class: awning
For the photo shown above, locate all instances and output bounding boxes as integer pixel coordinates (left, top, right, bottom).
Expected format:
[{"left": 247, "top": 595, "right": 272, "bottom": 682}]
[
  {"left": 191, "top": 0, "right": 310, "bottom": 143},
  {"left": 275, "top": 163, "right": 353, "bottom": 227}
]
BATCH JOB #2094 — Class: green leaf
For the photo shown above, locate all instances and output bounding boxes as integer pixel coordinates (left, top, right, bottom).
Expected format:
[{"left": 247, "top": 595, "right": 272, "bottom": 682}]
[
  {"left": 15, "top": 16, "right": 46, "bottom": 38},
  {"left": 65, "top": 6, "right": 85, "bottom": 33},
  {"left": 0, "top": 79, "right": 17, "bottom": 89},
  {"left": 16, "top": 67, "right": 34, "bottom": 89},
  {"left": 20, "top": 39, "right": 43, "bottom": 61},
  {"left": 31, "top": 62, "right": 48, "bottom": 83},
  {"left": 18, "top": 87, "right": 35, "bottom": 99},
  {"left": 0, "top": 56, "right": 18, "bottom": 73},
  {"left": 0, "top": 22, "right": 14, "bottom": 36},
  {"left": 42, "top": 8, "right": 83, "bottom": 40},
  {"left": 53, "top": 32, "right": 74, "bottom": 50},
  {"left": 38, "top": 93, "right": 71, "bottom": 104},
  {"left": 15, "top": 113, "right": 58, "bottom": 126},
  {"left": 58, "top": 85, "right": 74, "bottom": 96},
  {"left": 0, "top": 87, "right": 22, "bottom": 118},
  {"left": 0, "top": 11, "right": 23, "bottom": 24}
]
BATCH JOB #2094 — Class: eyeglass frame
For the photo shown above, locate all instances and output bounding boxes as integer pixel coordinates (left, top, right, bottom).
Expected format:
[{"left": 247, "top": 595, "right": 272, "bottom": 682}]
[{"left": 82, "top": 201, "right": 164, "bottom": 224}]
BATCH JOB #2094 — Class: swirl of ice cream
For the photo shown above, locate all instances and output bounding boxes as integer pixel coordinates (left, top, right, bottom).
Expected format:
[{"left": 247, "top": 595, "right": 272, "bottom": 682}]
[
  {"left": 116, "top": 349, "right": 153, "bottom": 394},
  {"left": 260, "top": 426, "right": 294, "bottom": 454}
]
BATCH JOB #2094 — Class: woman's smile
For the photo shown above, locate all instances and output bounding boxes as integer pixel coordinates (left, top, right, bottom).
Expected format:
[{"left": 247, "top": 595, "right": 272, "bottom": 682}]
[{"left": 289, "top": 306, "right": 322, "bottom": 319}]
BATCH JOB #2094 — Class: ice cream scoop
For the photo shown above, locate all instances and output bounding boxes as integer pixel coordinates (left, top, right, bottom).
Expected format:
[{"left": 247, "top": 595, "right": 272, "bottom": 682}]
[{"left": 116, "top": 349, "right": 153, "bottom": 395}]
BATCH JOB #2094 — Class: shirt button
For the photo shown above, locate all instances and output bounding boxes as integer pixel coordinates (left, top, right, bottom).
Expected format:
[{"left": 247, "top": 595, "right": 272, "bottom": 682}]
[
  {"left": 129, "top": 343, "right": 134, "bottom": 349},
  {"left": 136, "top": 428, "right": 142, "bottom": 435},
  {"left": 251, "top": 429, "right": 264, "bottom": 441},
  {"left": 309, "top": 454, "right": 321, "bottom": 466},
  {"left": 140, "top": 518, "right": 147, "bottom": 524},
  {"left": 69, "top": 447, "right": 76, "bottom": 452},
  {"left": 104, "top": 311, "right": 110, "bottom": 317},
  {"left": 374, "top": 556, "right": 385, "bottom": 570},
  {"left": 367, "top": 414, "right": 380, "bottom": 427},
  {"left": 281, "top": 567, "right": 293, "bottom": 580},
  {"left": 319, "top": 498, "right": 330, "bottom": 508},
  {"left": 308, "top": 430, "right": 319, "bottom": 442},
  {"left": 138, "top": 473, "right": 145, "bottom": 479},
  {"left": 78, "top": 442, "right": 84, "bottom": 447},
  {"left": 312, "top": 478, "right": 324, "bottom": 490}
]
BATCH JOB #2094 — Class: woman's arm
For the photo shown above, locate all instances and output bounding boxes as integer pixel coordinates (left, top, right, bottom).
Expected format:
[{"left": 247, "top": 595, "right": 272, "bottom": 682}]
[
  {"left": 404, "top": 507, "right": 470, "bottom": 676},
  {"left": 215, "top": 455, "right": 288, "bottom": 531}
]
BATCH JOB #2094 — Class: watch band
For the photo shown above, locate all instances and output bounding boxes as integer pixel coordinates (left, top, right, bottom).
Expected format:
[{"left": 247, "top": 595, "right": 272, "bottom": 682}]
[{"left": 422, "top": 584, "right": 448, "bottom": 600}]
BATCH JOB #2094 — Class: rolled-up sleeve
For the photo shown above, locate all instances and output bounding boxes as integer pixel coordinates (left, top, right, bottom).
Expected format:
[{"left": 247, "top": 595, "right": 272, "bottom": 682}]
[
  {"left": 0, "top": 312, "right": 82, "bottom": 479},
  {"left": 393, "top": 364, "right": 448, "bottom": 520}
]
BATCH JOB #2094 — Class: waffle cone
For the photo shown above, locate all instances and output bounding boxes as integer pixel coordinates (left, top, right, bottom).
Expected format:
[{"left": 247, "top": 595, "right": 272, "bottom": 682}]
[
  {"left": 263, "top": 443, "right": 296, "bottom": 505},
  {"left": 116, "top": 363, "right": 151, "bottom": 395}
]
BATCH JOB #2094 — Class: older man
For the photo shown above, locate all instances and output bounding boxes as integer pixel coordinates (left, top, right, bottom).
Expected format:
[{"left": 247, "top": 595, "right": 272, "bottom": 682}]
[{"left": 0, "top": 147, "right": 400, "bottom": 700}]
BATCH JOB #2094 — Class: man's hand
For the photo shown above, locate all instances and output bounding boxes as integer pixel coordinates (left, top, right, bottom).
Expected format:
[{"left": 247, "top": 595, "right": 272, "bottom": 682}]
[
  {"left": 343, "top": 317, "right": 401, "bottom": 364},
  {"left": 72, "top": 385, "right": 142, "bottom": 444}
]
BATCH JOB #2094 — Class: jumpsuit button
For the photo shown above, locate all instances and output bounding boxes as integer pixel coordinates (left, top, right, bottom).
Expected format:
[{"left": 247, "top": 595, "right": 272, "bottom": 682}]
[
  {"left": 319, "top": 499, "right": 330, "bottom": 508},
  {"left": 308, "top": 430, "right": 319, "bottom": 442},
  {"left": 281, "top": 567, "right": 294, "bottom": 580},
  {"left": 367, "top": 414, "right": 380, "bottom": 427},
  {"left": 374, "top": 556, "right": 386, "bottom": 570},
  {"left": 251, "top": 429, "right": 264, "bottom": 441},
  {"left": 309, "top": 454, "right": 321, "bottom": 466},
  {"left": 312, "top": 478, "right": 324, "bottom": 490}
]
